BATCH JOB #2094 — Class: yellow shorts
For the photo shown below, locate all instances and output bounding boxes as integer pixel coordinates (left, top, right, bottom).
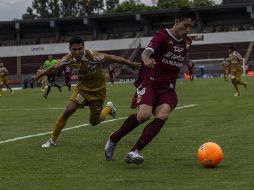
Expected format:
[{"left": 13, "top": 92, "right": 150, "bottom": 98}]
[
  {"left": 223, "top": 69, "right": 228, "bottom": 74},
  {"left": 38, "top": 77, "right": 45, "bottom": 84},
  {"left": 69, "top": 87, "right": 106, "bottom": 114},
  {"left": 231, "top": 69, "right": 241, "bottom": 81},
  {"left": 0, "top": 76, "right": 8, "bottom": 85}
]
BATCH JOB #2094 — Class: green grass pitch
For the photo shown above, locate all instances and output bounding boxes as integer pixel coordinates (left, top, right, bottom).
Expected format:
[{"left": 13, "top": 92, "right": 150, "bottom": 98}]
[{"left": 0, "top": 77, "right": 254, "bottom": 190}]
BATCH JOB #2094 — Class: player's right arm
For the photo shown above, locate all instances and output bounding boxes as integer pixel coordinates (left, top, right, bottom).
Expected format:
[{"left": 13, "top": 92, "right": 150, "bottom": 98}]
[
  {"left": 141, "top": 31, "right": 165, "bottom": 69},
  {"left": 141, "top": 48, "right": 156, "bottom": 69},
  {"left": 31, "top": 62, "right": 62, "bottom": 81}
]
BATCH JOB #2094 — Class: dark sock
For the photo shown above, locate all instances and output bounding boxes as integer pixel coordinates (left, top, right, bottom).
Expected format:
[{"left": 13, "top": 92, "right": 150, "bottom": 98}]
[
  {"left": 131, "top": 118, "right": 165, "bottom": 151},
  {"left": 54, "top": 83, "right": 61, "bottom": 89},
  {"left": 110, "top": 114, "right": 140, "bottom": 143},
  {"left": 46, "top": 86, "right": 51, "bottom": 96}
]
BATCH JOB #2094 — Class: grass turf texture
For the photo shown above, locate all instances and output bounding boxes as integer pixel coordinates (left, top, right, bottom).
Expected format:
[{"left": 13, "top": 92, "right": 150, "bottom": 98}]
[{"left": 0, "top": 77, "right": 253, "bottom": 190}]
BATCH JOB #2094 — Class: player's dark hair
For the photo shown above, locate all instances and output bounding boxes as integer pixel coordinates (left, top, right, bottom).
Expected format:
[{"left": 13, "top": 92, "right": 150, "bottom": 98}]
[
  {"left": 175, "top": 7, "right": 196, "bottom": 21},
  {"left": 69, "top": 36, "right": 84, "bottom": 47},
  {"left": 229, "top": 46, "right": 235, "bottom": 51}
]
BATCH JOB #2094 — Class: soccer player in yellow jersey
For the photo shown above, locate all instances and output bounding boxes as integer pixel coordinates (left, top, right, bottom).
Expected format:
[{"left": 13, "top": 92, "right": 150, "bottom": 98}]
[
  {"left": 0, "top": 61, "right": 13, "bottom": 97},
  {"left": 31, "top": 36, "right": 141, "bottom": 147},
  {"left": 228, "top": 46, "right": 247, "bottom": 96},
  {"left": 36, "top": 66, "right": 46, "bottom": 92},
  {"left": 222, "top": 58, "right": 230, "bottom": 82}
]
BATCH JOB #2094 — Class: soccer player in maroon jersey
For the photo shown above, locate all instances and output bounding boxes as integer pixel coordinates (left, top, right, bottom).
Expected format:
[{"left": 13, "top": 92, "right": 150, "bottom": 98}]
[
  {"left": 107, "top": 64, "right": 115, "bottom": 85},
  {"left": 64, "top": 65, "right": 72, "bottom": 91},
  {"left": 105, "top": 7, "right": 196, "bottom": 164},
  {"left": 187, "top": 60, "right": 195, "bottom": 81}
]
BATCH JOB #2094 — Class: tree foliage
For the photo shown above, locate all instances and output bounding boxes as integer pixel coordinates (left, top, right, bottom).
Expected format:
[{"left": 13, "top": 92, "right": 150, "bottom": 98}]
[
  {"left": 192, "top": 0, "right": 215, "bottom": 7},
  {"left": 22, "top": 0, "right": 104, "bottom": 19},
  {"left": 22, "top": 0, "right": 216, "bottom": 20},
  {"left": 157, "top": 0, "right": 191, "bottom": 9},
  {"left": 105, "top": 0, "right": 119, "bottom": 11},
  {"left": 108, "top": 0, "right": 157, "bottom": 13}
]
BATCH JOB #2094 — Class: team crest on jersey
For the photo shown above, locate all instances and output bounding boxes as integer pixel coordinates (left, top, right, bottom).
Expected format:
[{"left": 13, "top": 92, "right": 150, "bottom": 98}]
[
  {"left": 137, "top": 87, "right": 146, "bottom": 96},
  {"left": 94, "top": 55, "right": 104, "bottom": 61},
  {"left": 173, "top": 46, "right": 184, "bottom": 53}
]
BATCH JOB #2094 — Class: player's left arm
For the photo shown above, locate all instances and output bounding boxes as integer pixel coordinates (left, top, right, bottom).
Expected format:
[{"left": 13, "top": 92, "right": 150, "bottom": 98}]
[
  {"left": 104, "top": 54, "right": 141, "bottom": 69},
  {"left": 3, "top": 68, "right": 9, "bottom": 75},
  {"left": 31, "top": 61, "right": 62, "bottom": 81},
  {"left": 237, "top": 53, "right": 244, "bottom": 65}
]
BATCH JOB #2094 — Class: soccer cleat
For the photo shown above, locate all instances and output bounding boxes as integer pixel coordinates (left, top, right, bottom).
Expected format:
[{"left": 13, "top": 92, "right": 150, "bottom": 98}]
[
  {"left": 41, "top": 139, "right": 56, "bottom": 148},
  {"left": 234, "top": 92, "right": 240, "bottom": 97},
  {"left": 59, "top": 87, "right": 62, "bottom": 92},
  {"left": 106, "top": 101, "right": 116, "bottom": 117},
  {"left": 104, "top": 135, "right": 117, "bottom": 161},
  {"left": 124, "top": 150, "right": 144, "bottom": 165}
]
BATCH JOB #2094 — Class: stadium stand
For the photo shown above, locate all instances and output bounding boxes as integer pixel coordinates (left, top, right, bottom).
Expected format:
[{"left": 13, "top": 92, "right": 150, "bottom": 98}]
[{"left": 0, "top": 3, "right": 254, "bottom": 86}]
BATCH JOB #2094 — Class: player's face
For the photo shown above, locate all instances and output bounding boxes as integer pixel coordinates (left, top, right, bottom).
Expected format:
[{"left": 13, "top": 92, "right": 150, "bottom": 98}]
[
  {"left": 175, "top": 18, "right": 195, "bottom": 38},
  {"left": 70, "top": 43, "right": 84, "bottom": 59},
  {"left": 228, "top": 49, "right": 233, "bottom": 54},
  {"left": 48, "top": 55, "right": 53, "bottom": 60}
]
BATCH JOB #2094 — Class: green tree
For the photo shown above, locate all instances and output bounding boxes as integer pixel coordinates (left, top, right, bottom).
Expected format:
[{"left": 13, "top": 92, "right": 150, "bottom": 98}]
[
  {"left": 32, "top": 0, "right": 50, "bottom": 18},
  {"left": 22, "top": 0, "right": 105, "bottom": 19},
  {"left": 22, "top": 7, "right": 37, "bottom": 20},
  {"left": 106, "top": 0, "right": 119, "bottom": 11},
  {"left": 48, "top": 0, "right": 61, "bottom": 18},
  {"left": 109, "top": 0, "right": 156, "bottom": 13},
  {"left": 157, "top": 0, "right": 191, "bottom": 9},
  {"left": 192, "top": 0, "right": 215, "bottom": 7}
]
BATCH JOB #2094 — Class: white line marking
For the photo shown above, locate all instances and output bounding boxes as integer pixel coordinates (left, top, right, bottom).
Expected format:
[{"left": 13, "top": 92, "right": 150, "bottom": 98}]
[
  {"left": 0, "top": 104, "right": 198, "bottom": 111},
  {"left": 0, "top": 104, "right": 198, "bottom": 144}
]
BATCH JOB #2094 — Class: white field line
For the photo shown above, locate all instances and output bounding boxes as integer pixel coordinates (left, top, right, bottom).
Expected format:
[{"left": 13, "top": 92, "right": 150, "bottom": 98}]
[
  {"left": 0, "top": 104, "right": 198, "bottom": 144},
  {"left": 0, "top": 104, "right": 197, "bottom": 111}
]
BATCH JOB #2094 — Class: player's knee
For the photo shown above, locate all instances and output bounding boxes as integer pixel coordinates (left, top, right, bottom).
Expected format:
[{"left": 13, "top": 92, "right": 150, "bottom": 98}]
[
  {"left": 62, "top": 108, "right": 74, "bottom": 119},
  {"left": 155, "top": 112, "right": 169, "bottom": 121},
  {"left": 137, "top": 112, "right": 151, "bottom": 123},
  {"left": 231, "top": 78, "right": 236, "bottom": 84}
]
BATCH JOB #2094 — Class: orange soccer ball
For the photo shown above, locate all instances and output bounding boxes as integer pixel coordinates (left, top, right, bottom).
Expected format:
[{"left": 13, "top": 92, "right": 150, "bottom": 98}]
[{"left": 197, "top": 142, "right": 223, "bottom": 168}]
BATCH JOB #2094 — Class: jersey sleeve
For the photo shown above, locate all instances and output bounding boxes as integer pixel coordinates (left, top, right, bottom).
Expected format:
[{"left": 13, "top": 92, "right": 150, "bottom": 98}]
[
  {"left": 60, "top": 54, "right": 73, "bottom": 66},
  {"left": 88, "top": 50, "right": 105, "bottom": 63},
  {"left": 146, "top": 31, "right": 166, "bottom": 53},
  {"left": 235, "top": 52, "right": 243, "bottom": 61}
]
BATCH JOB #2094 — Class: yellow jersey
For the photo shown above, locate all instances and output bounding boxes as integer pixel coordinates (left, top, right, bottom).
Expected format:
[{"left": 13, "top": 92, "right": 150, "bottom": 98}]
[
  {"left": 60, "top": 49, "right": 106, "bottom": 91},
  {"left": 229, "top": 51, "right": 243, "bottom": 71}
]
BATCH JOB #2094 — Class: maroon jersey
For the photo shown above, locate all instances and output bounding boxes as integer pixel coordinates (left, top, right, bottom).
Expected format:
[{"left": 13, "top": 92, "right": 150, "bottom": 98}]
[
  {"left": 108, "top": 65, "right": 114, "bottom": 78},
  {"left": 136, "top": 29, "right": 191, "bottom": 90},
  {"left": 64, "top": 66, "right": 72, "bottom": 78}
]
